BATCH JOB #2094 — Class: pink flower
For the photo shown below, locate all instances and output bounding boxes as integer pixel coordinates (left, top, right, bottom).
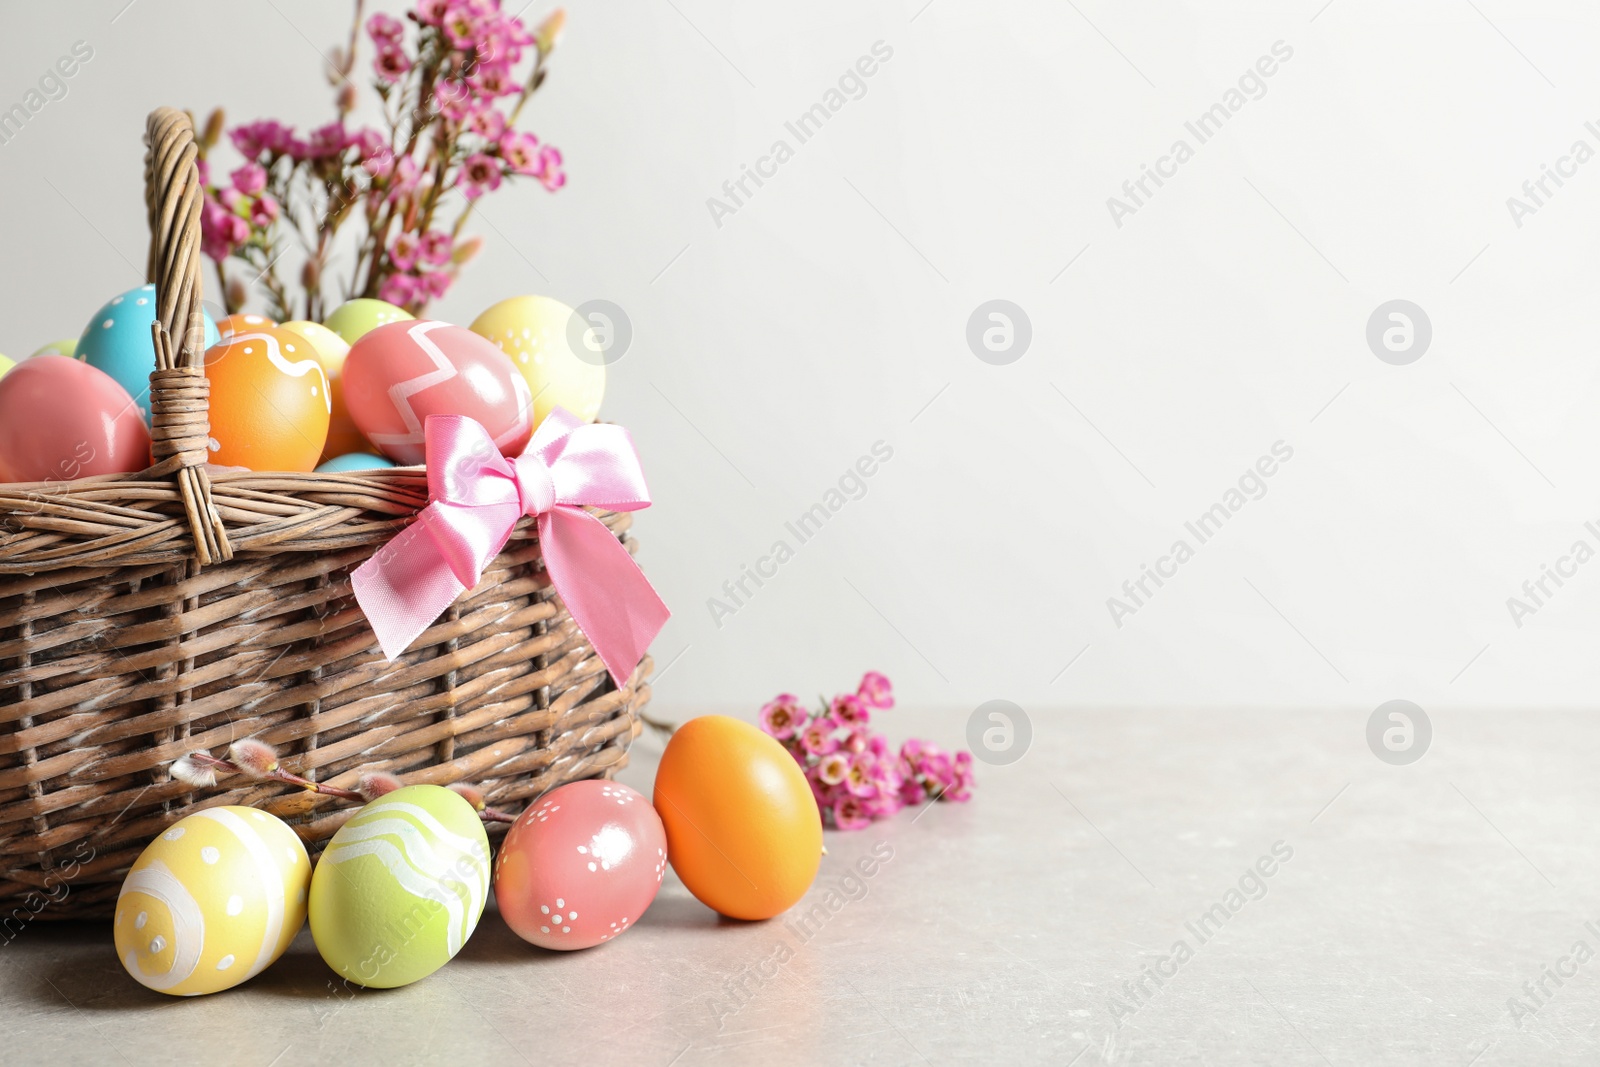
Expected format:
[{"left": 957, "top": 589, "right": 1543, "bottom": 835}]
[
  {"left": 497, "top": 130, "right": 540, "bottom": 175},
  {"left": 307, "top": 122, "right": 350, "bottom": 159},
  {"left": 386, "top": 156, "right": 422, "bottom": 203},
  {"left": 379, "top": 272, "right": 418, "bottom": 307},
  {"left": 535, "top": 144, "right": 566, "bottom": 191},
  {"left": 367, "top": 12, "right": 404, "bottom": 43},
  {"left": 219, "top": 186, "right": 246, "bottom": 212},
  {"left": 845, "top": 754, "right": 880, "bottom": 798},
  {"left": 759, "top": 694, "right": 804, "bottom": 740},
  {"left": 433, "top": 80, "right": 478, "bottom": 123},
  {"left": 390, "top": 232, "right": 421, "bottom": 272},
  {"left": 444, "top": 8, "right": 480, "bottom": 49},
  {"left": 897, "top": 767, "right": 925, "bottom": 806},
  {"left": 816, "top": 752, "right": 850, "bottom": 787},
  {"left": 230, "top": 119, "right": 297, "bottom": 158},
  {"left": 831, "top": 693, "right": 869, "bottom": 728},
  {"left": 457, "top": 152, "right": 502, "bottom": 199},
  {"left": 415, "top": 0, "right": 452, "bottom": 25},
  {"left": 419, "top": 229, "right": 453, "bottom": 265},
  {"left": 945, "top": 751, "right": 975, "bottom": 802},
  {"left": 857, "top": 671, "right": 894, "bottom": 709},
  {"left": 230, "top": 162, "right": 267, "bottom": 196},
  {"left": 374, "top": 45, "right": 412, "bottom": 83},
  {"left": 419, "top": 269, "right": 452, "bottom": 299},
  {"left": 919, "top": 748, "right": 955, "bottom": 796},
  {"left": 249, "top": 195, "right": 280, "bottom": 227},
  {"left": 832, "top": 795, "right": 871, "bottom": 831},
  {"left": 468, "top": 108, "right": 506, "bottom": 140},
  {"left": 201, "top": 198, "right": 247, "bottom": 260},
  {"left": 799, "top": 720, "right": 838, "bottom": 757},
  {"left": 471, "top": 62, "right": 515, "bottom": 97},
  {"left": 842, "top": 728, "right": 869, "bottom": 755}
]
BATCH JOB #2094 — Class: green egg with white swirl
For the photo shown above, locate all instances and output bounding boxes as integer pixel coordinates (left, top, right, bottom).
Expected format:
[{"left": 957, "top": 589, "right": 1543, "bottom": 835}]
[{"left": 308, "top": 784, "right": 491, "bottom": 988}]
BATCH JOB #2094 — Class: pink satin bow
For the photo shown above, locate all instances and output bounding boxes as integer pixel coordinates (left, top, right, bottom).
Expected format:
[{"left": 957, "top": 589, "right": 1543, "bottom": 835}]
[{"left": 351, "top": 409, "right": 669, "bottom": 688}]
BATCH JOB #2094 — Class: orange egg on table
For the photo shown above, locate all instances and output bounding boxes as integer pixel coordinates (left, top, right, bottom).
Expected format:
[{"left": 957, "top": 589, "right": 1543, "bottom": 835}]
[
  {"left": 653, "top": 715, "right": 823, "bottom": 921},
  {"left": 279, "top": 320, "right": 367, "bottom": 463},
  {"left": 217, "top": 313, "right": 276, "bottom": 339},
  {"left": 203, "top": 327, "right": 331, "bottom": 472}
]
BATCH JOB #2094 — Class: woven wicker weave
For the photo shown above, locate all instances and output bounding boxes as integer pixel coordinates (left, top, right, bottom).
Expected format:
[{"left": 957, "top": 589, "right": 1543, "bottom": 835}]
[{"left": 0, "top": 108, "right": 653, "bottom": 920}]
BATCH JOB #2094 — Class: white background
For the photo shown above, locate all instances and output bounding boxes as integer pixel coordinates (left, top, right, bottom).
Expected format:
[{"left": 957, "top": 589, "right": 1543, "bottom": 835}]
[{"left": 3, "top": 0, "right": 1599, "bottom": 719}]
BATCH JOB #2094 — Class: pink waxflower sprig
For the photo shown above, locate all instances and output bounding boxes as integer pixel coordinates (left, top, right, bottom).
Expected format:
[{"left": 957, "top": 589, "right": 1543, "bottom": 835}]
[
  {"left": 196, "top": 0, "right": 568, "bottom": 321},
  {"left": 759, "top": 672, "right": 974, "bottom": 831}
]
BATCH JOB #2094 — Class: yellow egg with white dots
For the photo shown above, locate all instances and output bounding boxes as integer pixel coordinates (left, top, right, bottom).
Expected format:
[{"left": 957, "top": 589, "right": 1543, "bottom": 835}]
[
  {"left": 115, "top": 806, "right": 310, "bottom": 996},
  {"left": 469, "top": 295, "right": 606, "bottom": 430}
]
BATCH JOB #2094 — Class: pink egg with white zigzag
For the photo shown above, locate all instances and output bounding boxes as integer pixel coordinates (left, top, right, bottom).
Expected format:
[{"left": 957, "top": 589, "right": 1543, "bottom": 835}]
[
  {"left": 342, "top": 320, "right": 533, "bottom": 465},
  {"left": 494, "top": 780, "right": 667, "bottom": 951}
]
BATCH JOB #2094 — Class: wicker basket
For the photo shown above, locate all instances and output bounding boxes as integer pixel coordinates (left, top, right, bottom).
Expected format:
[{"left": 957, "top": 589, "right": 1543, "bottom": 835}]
[{"left": 0, "top": 108, "right": 653, "bottom": 921}]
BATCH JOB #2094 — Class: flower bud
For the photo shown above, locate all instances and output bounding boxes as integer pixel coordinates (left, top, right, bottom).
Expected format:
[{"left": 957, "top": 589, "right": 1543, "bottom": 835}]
[
  {"left": 536, "top": 9, "right": 566, "bottom": 55},
  {"left": 201, "top": 108, "right": 225, "bottom": 151},
  {"left": 337, "top": 82, "right": 358, "bottom": 113},
  {"left": 228, "top": 738, "right": 280, "bottom": 779},
  {"left": 225, "top": 275, "right": 248, "bottom": 311},
  {"left": 450, "top": 235, "right": 484, "bottom": 266},
  {"left": 302, "top": 258, "right": 321, "bottom": 292}
]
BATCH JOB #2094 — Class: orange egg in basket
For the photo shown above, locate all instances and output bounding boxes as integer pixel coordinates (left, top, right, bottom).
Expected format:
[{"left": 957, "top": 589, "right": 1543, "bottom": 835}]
[{"left": 203, "top": 326, "right": 331, "bottom": 472}]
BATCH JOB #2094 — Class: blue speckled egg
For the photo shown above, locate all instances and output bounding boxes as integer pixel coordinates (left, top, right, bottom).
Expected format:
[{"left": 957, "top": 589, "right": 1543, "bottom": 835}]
[
  {"left": 315, "top": 452, "right": 396, "bottom": 473},
  {"left": 77, "top": 285, "right": 220, "bottom": 424}
]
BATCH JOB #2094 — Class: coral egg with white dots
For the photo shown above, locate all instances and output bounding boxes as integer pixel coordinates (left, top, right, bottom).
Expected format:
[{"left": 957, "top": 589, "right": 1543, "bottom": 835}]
[
  {"left": 203, "top": 326, "right": 331, "bottom": 472},
  {"left": 114, "top": 806, "right": 310, "bottom": 996},
  {"left": 494, "top": 780, "right": 667, "bottom": 951}
]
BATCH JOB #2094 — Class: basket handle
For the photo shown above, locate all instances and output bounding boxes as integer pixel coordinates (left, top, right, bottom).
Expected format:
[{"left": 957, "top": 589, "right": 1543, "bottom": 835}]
[{"left": 143, "top": 107, "right": 232, "bottom": 566}]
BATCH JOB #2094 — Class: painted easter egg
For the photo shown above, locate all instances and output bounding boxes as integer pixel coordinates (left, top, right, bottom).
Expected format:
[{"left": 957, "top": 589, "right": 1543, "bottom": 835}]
[
  {"left": 114, "top": 806, "right": 310, "bottom": 996},
  {"left": 29, "top": 339, "right": 75, "bottom": 358},
  {"left": 308, "top": 785, "right": 491, "bottom": 989},
  {"left": 280, "top": 320, "right": 366, "bottom": 461},
  {"left": 342, "top": 320, "right": 533, "bottom": 465},
  {"left": 203, "top": 327, "right": 331, "bottom": 472},
  {"left": 0, "top": 354, "right": 11, "bottom": 379},
  {"left": 0, "top": 357, "right": 150, "bottom": 482},
  {"left": 496, "top": 781, "right": 667, "bottom": 951},
  {"left": 217, "top": 312, "right": 276, "bottom": 338},
  {"left": 78, "top": 284, "right": 221, "bottom": 423},
  {"left": 323, "top": 298, "right": 413, "bottom": 345},
  {"left": 315, "top": 453, "right": 395, "bottom": 473},
  {"left": 654, "top": 716, "right": 823, "bottom": 921},
  {"left": 469, "top": 295, "right": 606, "bottom": 430}
]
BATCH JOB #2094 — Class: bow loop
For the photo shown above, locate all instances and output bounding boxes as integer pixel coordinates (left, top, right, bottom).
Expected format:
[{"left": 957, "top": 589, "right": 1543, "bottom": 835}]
[{"left": 352, "top": 409, "right": 670, "bottom": 687}]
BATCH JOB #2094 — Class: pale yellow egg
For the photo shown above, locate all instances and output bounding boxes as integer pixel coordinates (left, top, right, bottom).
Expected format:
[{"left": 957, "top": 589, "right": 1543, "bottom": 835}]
[
  {"left": 469, "top": 295, "right": 606, "bottom": 430},
  {"left": 115, "top": 806, "right": 310, "bottom": 996}
]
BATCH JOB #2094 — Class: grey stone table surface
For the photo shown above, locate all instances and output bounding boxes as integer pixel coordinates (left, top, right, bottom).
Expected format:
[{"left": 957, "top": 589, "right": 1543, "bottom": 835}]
[{"left": 2, "top": 707, "right": 1595, "bottom": 1066}]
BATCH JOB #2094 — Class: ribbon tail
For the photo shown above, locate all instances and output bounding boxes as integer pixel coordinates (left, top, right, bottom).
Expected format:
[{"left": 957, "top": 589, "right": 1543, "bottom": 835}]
[
  {"left": 539, "top": 508, "right": 670, "bottom": 688},
  {"left": 352, "top": 503, "right": 472, "bottom": 661}
]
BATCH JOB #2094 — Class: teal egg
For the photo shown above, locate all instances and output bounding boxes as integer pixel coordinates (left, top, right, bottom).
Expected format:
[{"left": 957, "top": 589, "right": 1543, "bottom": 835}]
[
  {"left": 77, "top": 285, "right": 220, "bottom": 424},
  {"left": 315, "top": 453, "right": 396, "bottom": 473}
]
